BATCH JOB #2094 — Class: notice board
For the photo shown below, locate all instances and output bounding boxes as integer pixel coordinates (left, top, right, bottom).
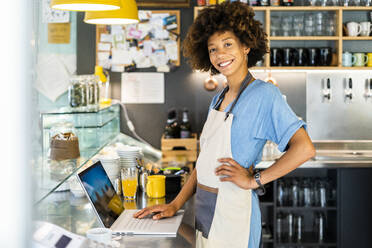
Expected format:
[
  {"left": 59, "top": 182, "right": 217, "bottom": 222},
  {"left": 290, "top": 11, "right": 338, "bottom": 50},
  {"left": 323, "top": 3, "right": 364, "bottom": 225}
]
[{"left": 96, "top": 10, "right": 180, "bottom": 72}]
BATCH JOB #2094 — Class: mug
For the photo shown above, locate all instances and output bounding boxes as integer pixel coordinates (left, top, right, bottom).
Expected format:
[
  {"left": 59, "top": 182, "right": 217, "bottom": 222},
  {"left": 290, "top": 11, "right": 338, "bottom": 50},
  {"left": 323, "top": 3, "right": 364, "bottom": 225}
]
[
  {"left": 282, "top": 48, "right": 294, "bottom": 66},
  {"left": 270, "top": 48, "right": 283, "bottom": 66},
  {"left": 342, "top": 52, "right": 356, "bottom": 67},
  {"left": 353, "top": 52, "right": 368, "bottom": 66},
  {"left": 360, "top": 22, "right": 372, "bottom": 36},
  {"left": 86, "top": 228, "right": 112, "bottom": 245},
  {"left": 294, "top": 48, "right": 309, "bottom": 66},
  {"left": 319, "top": 47, "right": 333, "bottom": 66},
  {"left": 308, "top": 48, "right": 320, "bottom": 66},
  {"left": 146, "top": 175, "right": 166, "bottom": 198},
  {"left": 347, "top": 22, "right": 362, "bottom": 36},
  {"left": 367, "top": 53, "right": 372, "bottom": 67}
]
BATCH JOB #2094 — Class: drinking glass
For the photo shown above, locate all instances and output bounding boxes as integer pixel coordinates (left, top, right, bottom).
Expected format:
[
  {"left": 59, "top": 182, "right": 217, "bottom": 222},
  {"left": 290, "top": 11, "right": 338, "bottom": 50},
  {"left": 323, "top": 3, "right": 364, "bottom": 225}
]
[
  {"left": 287, "top": 212, "right": 294, "bottom": 242},
  {"left": 304, "top": 14, "right": 315, "bottom": 36},
  {"left": 293, "top": 15, "right": 304, "bottom": 36},
  {"left": 294, "top": 214, "right": 304, "bottom": 242},
  {"left": 271, "top": 16, "right": 281, "bottom": 36},
  {"left": 276, "top": 212, "right": 284, "bottom": 242},
  {"left": 277, "top": 179, "right": 286, "bottom": 206},
  {"left": 282, "top": 16, "right": 293, "bottom": 36},
  {"left": 290, "top": 178, "right": 300, "bottom": 207},
  {"left": 314, "top": 212, "right": 326, "bottom": 241},
  {"left": 121, "top": 167, "right": 138, "bottom": 200}
]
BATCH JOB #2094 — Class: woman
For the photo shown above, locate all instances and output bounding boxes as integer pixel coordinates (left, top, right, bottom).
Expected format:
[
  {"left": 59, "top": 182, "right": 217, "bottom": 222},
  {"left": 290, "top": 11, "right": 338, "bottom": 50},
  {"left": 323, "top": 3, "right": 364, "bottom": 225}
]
[{"left": 134, "top": 2, "right": 315, "bottom": 247}]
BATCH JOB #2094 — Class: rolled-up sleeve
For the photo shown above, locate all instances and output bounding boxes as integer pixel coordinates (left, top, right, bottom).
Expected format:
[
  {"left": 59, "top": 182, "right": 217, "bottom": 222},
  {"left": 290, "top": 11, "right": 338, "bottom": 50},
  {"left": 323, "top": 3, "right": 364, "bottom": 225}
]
[{"left": 256, "top": 87, "right": 306, "bottom": 152}]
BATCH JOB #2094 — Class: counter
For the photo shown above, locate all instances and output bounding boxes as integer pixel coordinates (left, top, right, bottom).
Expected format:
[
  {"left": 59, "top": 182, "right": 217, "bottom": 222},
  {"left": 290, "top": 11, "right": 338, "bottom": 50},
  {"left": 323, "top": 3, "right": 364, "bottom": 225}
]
[
  {"left": 35, "top": 190, "right": 195, "bottom": 248},
  {"left": 117, "top": 193, "right": 195, "bottom": 248}
]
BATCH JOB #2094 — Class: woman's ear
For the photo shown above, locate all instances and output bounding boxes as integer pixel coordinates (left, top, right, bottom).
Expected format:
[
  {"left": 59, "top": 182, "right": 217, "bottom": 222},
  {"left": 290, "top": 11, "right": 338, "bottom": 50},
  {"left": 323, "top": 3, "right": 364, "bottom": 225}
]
[{"left": 245, "top": 48, "right": 251, "bottom": 55}]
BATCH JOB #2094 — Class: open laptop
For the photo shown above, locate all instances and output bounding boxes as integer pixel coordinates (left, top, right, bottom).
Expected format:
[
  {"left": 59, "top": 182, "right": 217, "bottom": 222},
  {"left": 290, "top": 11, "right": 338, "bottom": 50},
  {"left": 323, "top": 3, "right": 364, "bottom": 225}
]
[{"left": 77, "top": 161, "right": 184, "bottom": 237}]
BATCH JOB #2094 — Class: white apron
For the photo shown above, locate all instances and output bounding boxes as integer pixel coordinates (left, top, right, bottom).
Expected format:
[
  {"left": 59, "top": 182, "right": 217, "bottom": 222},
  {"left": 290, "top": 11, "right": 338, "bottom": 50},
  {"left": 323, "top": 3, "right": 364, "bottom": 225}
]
[{"left": 195, "top": 73, "right": 253, "bottom": 248}]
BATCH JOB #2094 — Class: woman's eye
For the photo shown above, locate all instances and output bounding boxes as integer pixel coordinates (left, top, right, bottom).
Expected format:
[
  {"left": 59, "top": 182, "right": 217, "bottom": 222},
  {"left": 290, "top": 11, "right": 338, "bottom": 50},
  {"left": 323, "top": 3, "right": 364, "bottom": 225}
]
[
  {"left": 225, "top": 42, "right": 232, "bottom": 47},
  {"left": 209, "top": 48, "right": 216, "bottom": 53}
]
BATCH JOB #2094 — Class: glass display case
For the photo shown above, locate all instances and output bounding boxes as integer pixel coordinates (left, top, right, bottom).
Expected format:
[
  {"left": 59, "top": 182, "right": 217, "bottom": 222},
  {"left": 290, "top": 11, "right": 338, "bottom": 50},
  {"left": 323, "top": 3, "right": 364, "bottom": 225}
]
[
  {"left": 34, "top": 104, "right": 159, "bottom": 204},
  {"left": 34, "top": 132, "right": 162, "bottom": 237}
]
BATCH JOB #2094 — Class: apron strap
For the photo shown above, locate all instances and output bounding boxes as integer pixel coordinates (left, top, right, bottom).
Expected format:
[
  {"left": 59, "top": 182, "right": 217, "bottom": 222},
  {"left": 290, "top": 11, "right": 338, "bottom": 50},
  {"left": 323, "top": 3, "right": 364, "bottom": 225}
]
[{"left": 213, "top": 72, "right": 254, "bottom": 121}]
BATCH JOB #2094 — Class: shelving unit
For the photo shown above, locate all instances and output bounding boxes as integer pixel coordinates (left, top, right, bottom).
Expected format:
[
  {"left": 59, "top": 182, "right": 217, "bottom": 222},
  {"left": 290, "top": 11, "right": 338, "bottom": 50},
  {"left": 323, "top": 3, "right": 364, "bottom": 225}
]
[
  {"left": 194, "top": 6, "right": 372, "bottom": 70},
  {"left": 258, "top": 168, "right": 338, "bottom": 248}
]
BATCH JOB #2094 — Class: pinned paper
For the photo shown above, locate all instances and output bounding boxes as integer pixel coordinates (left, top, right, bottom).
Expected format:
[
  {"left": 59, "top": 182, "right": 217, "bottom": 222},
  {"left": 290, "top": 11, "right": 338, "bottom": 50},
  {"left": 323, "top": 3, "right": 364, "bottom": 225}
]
[
  {"left": 35, "top": 53, "right": 76, "bottom": 101},
  {"left": 111, "top": 65, "right": 125, "bottom": 72},
  {"left": 121, "top": 73, "right": 164, "bottom": 104},
  {"left": 97, "top": 43, "right": 111, "bottom": 51},
  {"left": 100, "top": 33, "right": 112, "bottom": 43},
  {"left": 97, "top": 52, "right": 110, "bottom": 61},
  {"left": 42, "top": 0, "right": 69, "bottom": 23},
  {"left": 165, "top": 15, "right": 177, "bottom": 30},
  {"left": 48, "top": 23, "right": 71, "bottom": 44},
  {"left": 112, "top": 48, "right": 132, "bottom": 65},
  {"left": 138, "top": 11, "right": 152, "bottom": 21},
  {"left": 165, "top": 40, "right": 178, "bottom": 61},
  {"left": 111, "top": 25, "right": 124, "bottom": 35},
  {"left": 143, "top": 40, "right": 152, "bottom": 57}
]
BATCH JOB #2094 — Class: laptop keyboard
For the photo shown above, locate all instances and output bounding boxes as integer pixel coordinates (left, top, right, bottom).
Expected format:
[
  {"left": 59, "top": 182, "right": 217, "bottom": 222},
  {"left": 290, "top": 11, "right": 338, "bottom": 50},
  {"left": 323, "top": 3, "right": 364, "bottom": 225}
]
[{"left": 120, "top": 212, "right": 156, "bottom": 231}]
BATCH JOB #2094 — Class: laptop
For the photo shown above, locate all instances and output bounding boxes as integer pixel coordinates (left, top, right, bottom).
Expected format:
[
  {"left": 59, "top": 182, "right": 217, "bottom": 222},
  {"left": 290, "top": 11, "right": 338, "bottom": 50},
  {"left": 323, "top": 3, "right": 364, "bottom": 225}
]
[{"left": 77, "top": 161, "right": 184, "bottom": 237}]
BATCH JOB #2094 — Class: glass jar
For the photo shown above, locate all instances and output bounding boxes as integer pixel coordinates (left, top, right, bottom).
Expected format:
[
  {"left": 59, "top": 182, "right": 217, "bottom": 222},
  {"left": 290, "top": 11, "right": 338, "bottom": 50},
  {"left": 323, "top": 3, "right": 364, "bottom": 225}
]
[
  {"left": 48, "top": 122, "right": 80, "bottom": 181},
  {"left": 68, "top": 75, "right": 87, "bottom": 111},
  {"left": 85, "top": 75, "right": 100, "bottom": 111}
]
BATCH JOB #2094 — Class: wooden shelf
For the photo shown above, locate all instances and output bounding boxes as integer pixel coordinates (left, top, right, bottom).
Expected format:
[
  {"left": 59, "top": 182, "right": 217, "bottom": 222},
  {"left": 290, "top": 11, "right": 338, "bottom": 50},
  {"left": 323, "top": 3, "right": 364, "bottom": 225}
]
[
  {"left": 277, "top": 206, "right": 337, "bottom": 210},
  {"left": 270, "top": 36, "right": 339, "bottom": 40},
  {"left": 252, "top": 6, "right": 372, "bottom": 11},
  {"left": 342, "top": 36, "right": 372, "bottom": 40},
  {"left": 194, "top": 6, "right": 372, "bottom": 70}
]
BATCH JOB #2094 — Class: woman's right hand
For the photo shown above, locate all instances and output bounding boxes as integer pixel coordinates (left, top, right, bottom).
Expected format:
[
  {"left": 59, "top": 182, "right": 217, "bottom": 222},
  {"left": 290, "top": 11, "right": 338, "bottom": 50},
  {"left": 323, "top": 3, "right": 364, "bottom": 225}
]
[{"left": 133, "top": 203, "right": 178, "bottom": 220}]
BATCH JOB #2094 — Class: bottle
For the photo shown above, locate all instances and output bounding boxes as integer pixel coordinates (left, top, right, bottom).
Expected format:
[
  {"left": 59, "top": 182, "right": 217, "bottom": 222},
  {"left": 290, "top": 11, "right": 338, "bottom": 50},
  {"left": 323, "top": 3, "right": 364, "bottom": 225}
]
[
  {"left": 164, "top": 109, "right": 180, "bottom": 139},
  {"left": 180, "top": 108, "right": 191, "bottom": 139},
  {"left": 259, "top": 0, "right": 270, "bottom": 5},
  {"left": 281, "top": 0, "right": 294, "bottom": 5}
]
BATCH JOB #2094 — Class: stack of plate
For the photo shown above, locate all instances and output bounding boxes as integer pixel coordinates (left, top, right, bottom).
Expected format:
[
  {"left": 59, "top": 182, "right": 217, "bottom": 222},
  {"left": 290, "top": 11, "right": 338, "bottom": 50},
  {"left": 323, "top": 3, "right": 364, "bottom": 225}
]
[
  {"left": 117, "top": 145, "right": 142, "bottom": 168},
  {"left": 95, "top": 154, "right": 120, "bottom": 182}
]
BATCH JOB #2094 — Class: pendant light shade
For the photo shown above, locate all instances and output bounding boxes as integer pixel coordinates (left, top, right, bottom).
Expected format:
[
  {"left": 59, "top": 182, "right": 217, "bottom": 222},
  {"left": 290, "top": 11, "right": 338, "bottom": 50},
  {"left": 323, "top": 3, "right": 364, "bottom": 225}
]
[
  {"left": 51, "top": 0, "right": 121, "bottom": 11},
  {"left": 84, "top": 0, "right": 139, "bottom": 25}
]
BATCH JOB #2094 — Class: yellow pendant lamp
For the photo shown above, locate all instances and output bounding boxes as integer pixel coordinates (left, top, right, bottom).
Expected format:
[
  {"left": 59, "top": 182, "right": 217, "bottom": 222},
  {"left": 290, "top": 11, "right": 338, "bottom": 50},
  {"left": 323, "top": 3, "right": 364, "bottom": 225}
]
[
  {"left": 84, "top": 0, "right": 139, "bottom": 25},
  {"left": 51, "top": 0, "right": 121, "bottom": 11}
]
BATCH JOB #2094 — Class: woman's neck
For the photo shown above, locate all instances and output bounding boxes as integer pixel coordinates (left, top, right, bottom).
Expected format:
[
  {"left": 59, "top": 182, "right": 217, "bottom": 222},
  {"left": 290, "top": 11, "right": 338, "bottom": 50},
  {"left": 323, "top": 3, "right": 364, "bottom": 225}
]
[{"left": 226, "top": 69, "right": 249, "bottom": 95}]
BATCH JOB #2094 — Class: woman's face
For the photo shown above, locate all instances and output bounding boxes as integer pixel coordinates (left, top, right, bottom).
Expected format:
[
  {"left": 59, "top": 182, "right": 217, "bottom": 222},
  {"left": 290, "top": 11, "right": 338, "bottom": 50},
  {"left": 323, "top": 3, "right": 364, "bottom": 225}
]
[{"left": 207, "top": 31, "right": 250, "bottom": 78}]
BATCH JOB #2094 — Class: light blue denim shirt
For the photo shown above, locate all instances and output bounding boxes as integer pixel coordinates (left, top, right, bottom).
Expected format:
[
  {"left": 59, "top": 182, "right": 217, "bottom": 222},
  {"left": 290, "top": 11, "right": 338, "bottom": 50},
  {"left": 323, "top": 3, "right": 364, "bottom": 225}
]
[{"left": 208, "top": 79, "right": 306, "bottom": 247}]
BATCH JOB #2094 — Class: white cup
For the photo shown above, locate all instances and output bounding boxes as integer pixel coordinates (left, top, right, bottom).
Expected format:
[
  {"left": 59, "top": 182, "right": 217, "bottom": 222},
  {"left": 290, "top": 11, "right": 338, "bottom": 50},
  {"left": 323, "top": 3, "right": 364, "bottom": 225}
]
[
  {"left": 86, "top": 228, "right": 112, "bottom": 244},
  {"left": 360, "top": 22, "right": 372, "bottom": 36},
  {"left": 342, "top": 52, "right": 356, "bottom": 67},
  {"left": 347, "top": 22, "right": 362, "bottom": 36}
]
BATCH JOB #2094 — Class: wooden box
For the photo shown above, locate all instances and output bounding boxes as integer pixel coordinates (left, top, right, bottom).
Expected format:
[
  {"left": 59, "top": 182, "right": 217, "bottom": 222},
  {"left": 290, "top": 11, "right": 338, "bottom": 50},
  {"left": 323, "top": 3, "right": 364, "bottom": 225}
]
[{"left": 161, "top": 133, "right": 198, "bottom": 163}]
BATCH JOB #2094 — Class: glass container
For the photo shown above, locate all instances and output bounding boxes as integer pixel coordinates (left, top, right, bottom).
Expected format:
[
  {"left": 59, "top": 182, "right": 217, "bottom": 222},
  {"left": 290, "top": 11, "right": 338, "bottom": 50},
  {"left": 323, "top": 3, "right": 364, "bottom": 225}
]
[
  {"left": 48, "top": 122, "right": 80, "bottom": 181},
  {"left": 86, "top": 75, "right": 100, "bottom": 111},
  {"left": 68, "top": 75, "right": 88, "bottom": 112}
]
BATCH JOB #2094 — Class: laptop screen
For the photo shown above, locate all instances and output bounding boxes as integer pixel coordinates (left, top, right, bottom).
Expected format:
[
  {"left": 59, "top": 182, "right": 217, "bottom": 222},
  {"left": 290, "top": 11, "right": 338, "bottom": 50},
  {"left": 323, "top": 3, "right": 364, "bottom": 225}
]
[{"left": 78, "top": 161, "right": 124, "bottom": 228}]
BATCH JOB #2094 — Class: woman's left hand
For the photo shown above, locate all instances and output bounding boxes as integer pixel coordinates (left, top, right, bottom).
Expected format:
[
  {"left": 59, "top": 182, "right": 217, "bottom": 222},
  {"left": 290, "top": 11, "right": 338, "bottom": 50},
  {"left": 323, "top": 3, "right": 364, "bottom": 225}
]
[{"left": 215, "top": 158, "right": 257, "bottom": 190}]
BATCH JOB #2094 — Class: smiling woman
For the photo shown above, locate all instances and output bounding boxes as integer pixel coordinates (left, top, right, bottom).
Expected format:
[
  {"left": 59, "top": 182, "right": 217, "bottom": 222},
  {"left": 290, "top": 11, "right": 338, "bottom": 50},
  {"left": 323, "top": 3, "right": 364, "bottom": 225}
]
[
  {"left": 134, "top": 2, "right": 315, "bottom": 248},
  {"left": 182, "top": 2, "right": 268, "bottom": 74}
]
